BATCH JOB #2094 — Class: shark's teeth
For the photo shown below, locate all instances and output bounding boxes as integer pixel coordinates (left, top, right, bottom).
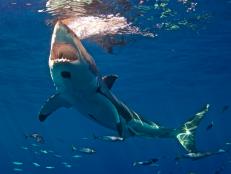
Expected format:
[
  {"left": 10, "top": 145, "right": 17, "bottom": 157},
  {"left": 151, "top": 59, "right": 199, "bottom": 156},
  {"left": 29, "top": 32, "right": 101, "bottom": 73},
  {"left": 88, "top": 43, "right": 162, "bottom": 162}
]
[{"left": 53, "top": 57, "right": 72, "bottom": 63}]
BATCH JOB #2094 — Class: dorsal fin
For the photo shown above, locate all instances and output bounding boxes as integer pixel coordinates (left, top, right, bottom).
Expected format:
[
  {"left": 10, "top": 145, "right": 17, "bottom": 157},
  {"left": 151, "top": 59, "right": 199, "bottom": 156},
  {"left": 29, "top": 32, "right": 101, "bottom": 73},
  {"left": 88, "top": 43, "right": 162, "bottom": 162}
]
[{"left": 102, "top": 74, "right": 118, "bottom": 89}]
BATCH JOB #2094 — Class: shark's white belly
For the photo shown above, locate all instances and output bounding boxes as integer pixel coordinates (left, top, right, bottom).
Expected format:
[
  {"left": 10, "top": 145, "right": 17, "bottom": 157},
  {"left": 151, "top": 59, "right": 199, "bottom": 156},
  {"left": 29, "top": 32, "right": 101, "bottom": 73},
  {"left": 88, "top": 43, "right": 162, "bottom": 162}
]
[
  {"left": 67, "top": 91, "right": 119, "bottom": 130},
  {"left": 51, "top": 61, "right": 120, "bottom": 130}
]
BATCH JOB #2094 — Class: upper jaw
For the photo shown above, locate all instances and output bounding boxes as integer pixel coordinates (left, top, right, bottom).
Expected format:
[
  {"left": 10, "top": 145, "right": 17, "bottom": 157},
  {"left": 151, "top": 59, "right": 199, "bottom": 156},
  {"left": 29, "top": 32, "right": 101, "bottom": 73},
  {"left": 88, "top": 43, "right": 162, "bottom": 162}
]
[{"left": 49, "top": 21, "right": 81, "bottom": 66}]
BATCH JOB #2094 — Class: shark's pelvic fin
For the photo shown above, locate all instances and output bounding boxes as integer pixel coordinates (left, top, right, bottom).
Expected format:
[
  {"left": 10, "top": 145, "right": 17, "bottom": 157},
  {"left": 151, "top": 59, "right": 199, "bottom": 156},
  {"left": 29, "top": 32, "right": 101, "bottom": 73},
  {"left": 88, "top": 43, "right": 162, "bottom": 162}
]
[
  {"left": 38, "top": 93, "right": 71, "bottom": 122},
  {"left": 176, "top": 104, "right": 210, "bottom": 152},
  {"left": 102, "top": 74, "right": 118, "bottom": 89}
]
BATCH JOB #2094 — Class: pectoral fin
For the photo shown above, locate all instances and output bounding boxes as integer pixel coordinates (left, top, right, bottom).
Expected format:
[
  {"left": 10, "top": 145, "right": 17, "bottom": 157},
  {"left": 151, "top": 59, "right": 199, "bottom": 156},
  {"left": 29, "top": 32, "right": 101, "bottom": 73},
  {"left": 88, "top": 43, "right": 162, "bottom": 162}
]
[
  {"left": 38, "top": 93, "right": 71, "bottom": 122},
  {"left": 102, "top": 74, "right": 118, "bottom": 89}
]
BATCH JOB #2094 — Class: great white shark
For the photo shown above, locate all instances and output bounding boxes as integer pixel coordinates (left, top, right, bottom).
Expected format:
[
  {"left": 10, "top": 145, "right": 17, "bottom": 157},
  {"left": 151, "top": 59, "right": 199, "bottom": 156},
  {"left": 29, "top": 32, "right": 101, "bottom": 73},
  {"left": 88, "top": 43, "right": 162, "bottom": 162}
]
[{"left": 38, "top": 21, "right": 210, "bottom": 153}]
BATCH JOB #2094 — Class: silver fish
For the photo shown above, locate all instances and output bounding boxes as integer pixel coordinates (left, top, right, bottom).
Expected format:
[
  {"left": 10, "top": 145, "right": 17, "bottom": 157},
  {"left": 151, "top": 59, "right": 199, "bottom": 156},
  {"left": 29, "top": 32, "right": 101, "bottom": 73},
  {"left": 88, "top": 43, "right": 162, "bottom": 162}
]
[
  {"left": 40, "top": 149, "right": 48, "bottom": 154},
  {"left": 79, "top": 147, "right": 96, "bottom": 154},
  {"left": 133, "top": 158, "right": 159, "bottom": 167},
  {"left": 46, "top": 166, "right": 55, "bottom": 169},
  {"left": 32, "top": 162, "right": 40, "bottom": 167},
  {"left": 72, "top": 145, "right": 96, "bottom": 154},
  {"left": 176, "top": 149, "right": 226, "bottom": 161},
  {"left": 62, "top": 162, "right": 72, "bottom": 168},
  {"left": 12, "top": 161, "right": 23, "bottom": 166},
  {"left": 25, "top": 133, "right": 44, "bottom": 143},
  {"left": 13, "top": 168, "right": 23, "bottom": 172},
  {"left": 20, "top": 146, "right": 29, "bottom": 150},
  {"left": 54, "top": 154, "right": 62, "bottom": 158},
  {"left": 72, "top": 154, "right": 82, "bottom": 158},
  {"left": 93, "top": 134, "right": 124, "bottom": 142}
]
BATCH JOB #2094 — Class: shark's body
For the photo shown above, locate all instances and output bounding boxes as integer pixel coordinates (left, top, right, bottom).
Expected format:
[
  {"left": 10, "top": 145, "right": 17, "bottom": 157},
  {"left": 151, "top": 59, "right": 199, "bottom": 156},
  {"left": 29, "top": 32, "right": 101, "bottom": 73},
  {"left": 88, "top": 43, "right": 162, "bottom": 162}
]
[{"left": 38, "top": 21, "right": 210, "bottom": 152}]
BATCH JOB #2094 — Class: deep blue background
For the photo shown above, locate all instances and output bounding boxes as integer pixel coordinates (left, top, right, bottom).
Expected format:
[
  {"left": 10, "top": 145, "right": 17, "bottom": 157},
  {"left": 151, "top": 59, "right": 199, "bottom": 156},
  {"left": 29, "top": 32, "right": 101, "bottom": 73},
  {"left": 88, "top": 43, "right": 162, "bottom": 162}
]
[{"left": 0, "top": 0, "right": 231, "bottom": 173}]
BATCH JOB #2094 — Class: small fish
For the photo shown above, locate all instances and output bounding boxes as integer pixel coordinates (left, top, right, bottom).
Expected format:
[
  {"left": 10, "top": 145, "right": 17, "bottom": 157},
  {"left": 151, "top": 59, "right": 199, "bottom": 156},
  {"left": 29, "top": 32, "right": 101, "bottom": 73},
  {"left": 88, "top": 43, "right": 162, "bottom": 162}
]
[
  {"left": 25, "top": 133, "right": 44, "bottom": 143},
  {"left": 37, "top": 9, "right": 44, "bottom": 13},
  {"left": 45, "top": 166, "right": 55, "bottom": 169},
  {"left": 206, "top": 121, "right": 214, "bottom": 130},
  {"left": 20, "top": 146, "right": 28, "bottom": 150},
  {"left": 31, "top": 143, "right": 40, "bottom": 147},
  {"left": 65, "top": 164, "right": 72, "bottom": 168},
  {"left": 225, "top": 142, "right": 231, "bottom": 145},
  {"left": 222, "top": 105, "right": 229, "bottom": 113},
  {"left": 79, "top": 147, "right": 96, "bottom": 154},
  {"left": 25, "top": 3, "right": 32, "bottom": 6},
  {"left": 133, "top": 158, "right": 159, "bottom": 167},
  {"left": 62, "top": 162, "right": 72, "bottom": 168},
  {"left": 13, "top": 168, "right": 23, "bottom": 172},
  {"left": 72, "top": 154, "right": 82, "bottom": 158},
  {"left": 176, "top": 149, "right": 226, "bottom": 161},
  {"left": 32, "top": 162, "right": 40, "bottom": 167},
  {"left": 54, "top": 154, "right": 62, "bottom": 158},
  {"left": 72, "top": 145, "right": 96, "bottom": 154},
  {"left": 71, "top": 145, "right": 77, "bottom": 151},
  {"left": 40, "top": 149, "right": 48, "bottom": 154},
  {"left": 93, "top": 134, "right": 124, "bottom": 142},
  {"left": 12, "top": 161, "right": 23, "bottom": 166}
]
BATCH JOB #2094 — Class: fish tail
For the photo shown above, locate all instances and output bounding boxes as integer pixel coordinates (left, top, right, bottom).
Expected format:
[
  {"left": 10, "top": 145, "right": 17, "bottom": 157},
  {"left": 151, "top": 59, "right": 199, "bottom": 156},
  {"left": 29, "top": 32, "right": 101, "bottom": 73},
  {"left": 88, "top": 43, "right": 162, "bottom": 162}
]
[{"left": 175, "top": 104, "right": 210, "bottom": 152}]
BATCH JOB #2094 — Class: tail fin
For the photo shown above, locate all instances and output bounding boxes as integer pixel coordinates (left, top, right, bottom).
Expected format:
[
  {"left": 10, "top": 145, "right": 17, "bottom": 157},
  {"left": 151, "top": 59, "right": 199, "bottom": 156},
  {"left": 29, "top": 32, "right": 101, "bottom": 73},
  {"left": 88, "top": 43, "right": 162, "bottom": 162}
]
[{"left": 176, "top": 104, "right": 210, "bottom": 153}]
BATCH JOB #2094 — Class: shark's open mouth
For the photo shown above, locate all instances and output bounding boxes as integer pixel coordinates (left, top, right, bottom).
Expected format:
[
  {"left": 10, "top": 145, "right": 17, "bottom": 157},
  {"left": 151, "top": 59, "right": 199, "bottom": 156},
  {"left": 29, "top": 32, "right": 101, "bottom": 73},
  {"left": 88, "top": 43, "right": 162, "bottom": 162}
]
[{"left": 51, "top": 42, "right": 79, "bottom": 63}]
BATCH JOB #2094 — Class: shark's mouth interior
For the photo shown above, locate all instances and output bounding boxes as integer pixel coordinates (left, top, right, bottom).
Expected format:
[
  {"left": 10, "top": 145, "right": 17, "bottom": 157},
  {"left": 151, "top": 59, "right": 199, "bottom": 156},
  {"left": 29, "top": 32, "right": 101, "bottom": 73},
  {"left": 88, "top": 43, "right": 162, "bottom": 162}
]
[{"left": 51, "top": 42, "right": 79, "bottom": 63}]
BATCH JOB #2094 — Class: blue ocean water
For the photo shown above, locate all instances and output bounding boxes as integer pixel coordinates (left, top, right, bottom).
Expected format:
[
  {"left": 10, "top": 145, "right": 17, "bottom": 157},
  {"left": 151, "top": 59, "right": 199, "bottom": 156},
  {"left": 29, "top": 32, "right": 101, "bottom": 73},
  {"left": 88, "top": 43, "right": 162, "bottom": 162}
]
[{"left": 0, "top": 0, "right": 231, "bottom": 174}]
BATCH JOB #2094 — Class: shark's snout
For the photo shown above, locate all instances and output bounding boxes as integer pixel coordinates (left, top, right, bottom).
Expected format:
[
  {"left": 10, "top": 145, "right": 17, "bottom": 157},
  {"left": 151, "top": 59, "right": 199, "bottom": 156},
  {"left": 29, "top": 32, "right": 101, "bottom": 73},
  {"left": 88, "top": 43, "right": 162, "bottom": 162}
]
[{"left": 49, "top": 21, "right": 81, "bottom": 66}]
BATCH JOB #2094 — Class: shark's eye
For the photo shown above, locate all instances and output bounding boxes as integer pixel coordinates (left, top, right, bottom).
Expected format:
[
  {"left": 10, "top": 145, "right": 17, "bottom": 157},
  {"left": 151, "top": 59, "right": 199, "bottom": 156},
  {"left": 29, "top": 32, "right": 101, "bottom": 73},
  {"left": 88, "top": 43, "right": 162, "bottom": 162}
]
[{"left": 61, "top": 71, "right": 71, "bottom": 79}]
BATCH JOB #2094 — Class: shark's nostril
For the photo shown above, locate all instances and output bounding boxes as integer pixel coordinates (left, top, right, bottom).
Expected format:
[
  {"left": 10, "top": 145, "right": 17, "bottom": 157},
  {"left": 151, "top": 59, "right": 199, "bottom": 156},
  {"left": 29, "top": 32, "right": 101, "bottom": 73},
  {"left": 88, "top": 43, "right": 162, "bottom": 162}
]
[{"left": 61, "top": 71, "right": 71, "bottom": 78}]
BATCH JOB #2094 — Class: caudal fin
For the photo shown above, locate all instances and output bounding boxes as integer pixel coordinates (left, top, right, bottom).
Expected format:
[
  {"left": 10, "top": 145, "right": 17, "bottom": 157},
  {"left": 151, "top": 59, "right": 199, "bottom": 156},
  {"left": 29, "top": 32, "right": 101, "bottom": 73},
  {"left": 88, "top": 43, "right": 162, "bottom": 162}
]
[{"left": 176, "top": 104, "right": 210, "bottom": 152}]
